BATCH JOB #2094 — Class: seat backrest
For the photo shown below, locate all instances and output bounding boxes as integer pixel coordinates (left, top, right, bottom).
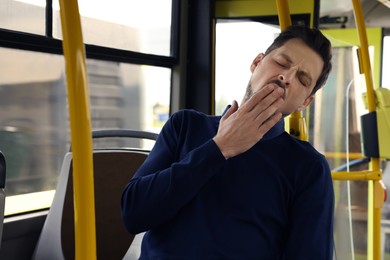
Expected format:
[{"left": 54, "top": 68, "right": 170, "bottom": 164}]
[
  {"left": 0, "top": 151, "right": 6, "bottom": 250},
  {"left": 33, "top": 130, "right": 157, "bottom": 260},
  {"left": 62, "top": 150, "right": 149, "bottom": 259}
]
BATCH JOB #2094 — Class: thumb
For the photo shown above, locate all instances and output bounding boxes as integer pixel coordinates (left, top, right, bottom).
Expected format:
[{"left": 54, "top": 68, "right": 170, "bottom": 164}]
[{"left": 222, "top": 100, "right": 238, "bottom": 119}]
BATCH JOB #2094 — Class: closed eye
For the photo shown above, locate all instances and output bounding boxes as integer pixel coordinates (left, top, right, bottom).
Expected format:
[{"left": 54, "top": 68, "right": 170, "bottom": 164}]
[
  {"left": 297, "top": 72, "right": 311, "bottom": 87},
  {"left": 275, "top": 60, "right": 288, "bottom": 68}
]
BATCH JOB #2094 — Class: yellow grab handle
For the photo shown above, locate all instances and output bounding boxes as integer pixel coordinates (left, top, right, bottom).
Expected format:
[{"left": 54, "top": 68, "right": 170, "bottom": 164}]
[{"left": 58, "top": 0, "right": 96, "bottom": 259}]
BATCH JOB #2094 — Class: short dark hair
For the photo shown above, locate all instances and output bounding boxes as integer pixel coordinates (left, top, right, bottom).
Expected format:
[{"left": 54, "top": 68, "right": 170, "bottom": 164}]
[{"left": 265, "top": 26, "right": 332, "bottom": 95}]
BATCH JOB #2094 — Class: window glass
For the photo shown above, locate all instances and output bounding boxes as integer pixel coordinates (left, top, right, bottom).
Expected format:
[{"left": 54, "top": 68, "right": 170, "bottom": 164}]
[
  {"left": 215, "top": 21, "right": 280, "bottom": 115},
  {"left": 89, "top": 60, "right": 171, "bottom": 150},
  {"left": 0, "top": 48, "right": 65, "bottom": 198},
  {"left": 52, "top": 0, "right": 173, "bottom": 56},
  {"left": 314, "top": 46, "right": 369, "bottom": 258},
  {"left": 0, "top": 0, "right": 45, "bottom": 34},
  {"left": 307, "top": 40, "right": 387, "bottom": 258},
  {"left": 0, "top": 47, "right": 171, "bottom": 215}
]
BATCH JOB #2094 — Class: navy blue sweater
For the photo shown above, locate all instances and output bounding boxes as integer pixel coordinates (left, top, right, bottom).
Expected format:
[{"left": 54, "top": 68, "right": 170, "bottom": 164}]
[{"left": 121, "top": 109, "right": 334, "bottom": 259}]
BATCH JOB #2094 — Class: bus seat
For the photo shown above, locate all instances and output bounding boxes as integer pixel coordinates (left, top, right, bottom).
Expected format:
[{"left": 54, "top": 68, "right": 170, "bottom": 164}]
[
  {"left": 0, "top": 151, "right": 6, "bottom": 250},
  {"left": 123, "top": 231, "right": 145, "bottom": 259},
  {"left": 33, "top": 130, "right": 157, "bottom": 260}
]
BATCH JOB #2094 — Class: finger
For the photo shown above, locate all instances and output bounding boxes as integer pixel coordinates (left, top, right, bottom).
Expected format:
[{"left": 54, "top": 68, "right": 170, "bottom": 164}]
[
  {"left": 240, "top": 85, "right": 275, "bottom": 112},
  {"left": 245, "top": 86, "right": 284, "bottom": 115},
  {"left": 222, "top": 100, "right": 238, "bottom": 120},
  {"left": 250, "top": 87, "right": 284, "bottom": 118},
  {"left": 255, "top": 97, "right": 284, "bottom": 123},
  {"left": 259, "top": 112, "right": 283, "bottom": 133}
]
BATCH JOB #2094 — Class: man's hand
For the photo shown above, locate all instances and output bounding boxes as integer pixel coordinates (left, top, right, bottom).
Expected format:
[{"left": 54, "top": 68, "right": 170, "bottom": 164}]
[{"left": 213, "top": 85, "right": 284, "bottom": 159}]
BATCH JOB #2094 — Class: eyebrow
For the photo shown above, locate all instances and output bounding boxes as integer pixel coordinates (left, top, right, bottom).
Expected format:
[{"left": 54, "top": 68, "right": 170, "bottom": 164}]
[{"left": 280, "top": 53, "right": 313, "bottom": 85}]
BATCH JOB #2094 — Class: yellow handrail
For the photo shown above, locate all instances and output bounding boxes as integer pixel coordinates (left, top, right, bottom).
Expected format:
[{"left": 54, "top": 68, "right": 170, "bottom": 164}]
[
  {"left": 351, "top": 0, "right": 382, "bottom": 259},
  {"left": 58, "top": 0, "right": 96, "bottom": 259}
]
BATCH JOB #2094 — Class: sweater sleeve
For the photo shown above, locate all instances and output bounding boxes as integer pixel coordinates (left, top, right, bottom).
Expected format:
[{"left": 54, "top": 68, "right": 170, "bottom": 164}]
[
  {"left": 284, "top": 156, "right": 334, "bottom": 259},
  {"left": 121, "top": 112, "right": 226, "bottom": 234}
]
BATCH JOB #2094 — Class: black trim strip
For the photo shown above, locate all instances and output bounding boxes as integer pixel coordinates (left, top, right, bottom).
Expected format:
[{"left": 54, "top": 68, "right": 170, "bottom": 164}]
[
  {"left": 170, "top": 0, "right": 180, "bottom": 59},
  {"left": 0, "top": 29, "right": 177, "bottom": 67},
  {"left": 217, "top": 14, "right": 312, "bottom": 27},
  {"left": 0, "top": 29, "right": 63, "bottom": 54},
  {"left": 45, "top": 0, "right": 53, "bottom": 38},
  {"left": 313, "top": 0, "right": 320, "bottom": 28}
]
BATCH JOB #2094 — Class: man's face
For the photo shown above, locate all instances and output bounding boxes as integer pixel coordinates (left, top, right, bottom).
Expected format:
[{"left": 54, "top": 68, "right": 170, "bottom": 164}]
[{"left": 243, "top": 38, "right": 324, "bottom": 116}]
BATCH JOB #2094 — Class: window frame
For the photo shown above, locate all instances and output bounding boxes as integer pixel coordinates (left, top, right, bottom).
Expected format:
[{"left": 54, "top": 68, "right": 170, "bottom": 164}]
[
  {"left": 0, "top": 0, "right": 180, "bottom": 216},
  {"left": 0, "top": 0, "right": 179, "bottom": 67}
]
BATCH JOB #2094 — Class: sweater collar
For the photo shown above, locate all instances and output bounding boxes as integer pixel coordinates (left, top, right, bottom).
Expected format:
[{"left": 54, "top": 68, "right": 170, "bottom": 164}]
[{"left": 262, "top": 119, "right": 284, "bottom": 141}]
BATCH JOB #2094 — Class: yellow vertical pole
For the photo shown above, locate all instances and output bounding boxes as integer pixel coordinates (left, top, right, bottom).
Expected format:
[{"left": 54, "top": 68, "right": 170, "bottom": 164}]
[
  {"left": 276, "top": 0, "right": 291, "bottom": 30},
  {"left": 351, "top": 0, "right": 381, "bottom": 259},
  {"left": 351, "top": 3, "right": 376, "bottom": 111},
  {"left": 58, "top": 0, "right": 96, "bottom": 259},
  {"left": 276, "top": 0, "right": 308, "bottom": 141}
]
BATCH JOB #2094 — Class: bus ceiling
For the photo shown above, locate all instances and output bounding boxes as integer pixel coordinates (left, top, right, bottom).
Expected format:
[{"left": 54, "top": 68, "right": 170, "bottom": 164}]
[{"left": 215, "top": 0, "right": 390, "bottom": 29}]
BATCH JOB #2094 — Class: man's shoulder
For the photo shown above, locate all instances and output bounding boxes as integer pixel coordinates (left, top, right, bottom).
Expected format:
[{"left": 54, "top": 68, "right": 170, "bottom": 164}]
[
  {"left": 281, "top": 132, "right": 326, "bottom": 161},
  {"left": 170, "top": 109, "right": 220, "bottom": 123},
  {"left": 278, "top": 134, "right": 332, "bottom": 185}
]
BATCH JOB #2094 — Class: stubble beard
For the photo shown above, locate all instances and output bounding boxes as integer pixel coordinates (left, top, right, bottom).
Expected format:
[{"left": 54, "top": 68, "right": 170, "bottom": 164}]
[
  {"left": 242, "top": 83, "right": 253, "bottom": 103},
  {"left": 243, "top": 82, "right": 289, "bottom": 118}
]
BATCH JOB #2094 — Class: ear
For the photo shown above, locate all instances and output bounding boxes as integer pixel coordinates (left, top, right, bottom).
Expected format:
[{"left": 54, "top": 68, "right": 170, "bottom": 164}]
[
  {"left": 296, "top": 95, "right": 314, "bottom": 111},
  {"left": 250, "top": 53, "right": 265, "bottom": 73}
]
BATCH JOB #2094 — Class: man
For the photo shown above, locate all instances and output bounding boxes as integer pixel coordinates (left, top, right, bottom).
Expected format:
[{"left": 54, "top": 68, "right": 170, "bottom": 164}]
[{"left": 121, "top": 25, "right": 334, "bottom": 259}]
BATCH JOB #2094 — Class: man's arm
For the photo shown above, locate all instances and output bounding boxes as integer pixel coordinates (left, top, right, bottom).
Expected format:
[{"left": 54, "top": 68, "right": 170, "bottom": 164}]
[
  {"left": 284, "top": 156, "right": 334, "bottom": 259},
  {"left": 121, "top": 112, "right": 226, "bottom": 234}
]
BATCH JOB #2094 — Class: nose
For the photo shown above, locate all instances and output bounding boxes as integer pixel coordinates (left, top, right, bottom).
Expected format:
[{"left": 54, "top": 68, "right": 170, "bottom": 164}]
[
  {"left": 278, "top": 70, "right": 295, "bottom": 86},
  {"left": 278, "top": 74, "right": 290, "bottom": 86}
]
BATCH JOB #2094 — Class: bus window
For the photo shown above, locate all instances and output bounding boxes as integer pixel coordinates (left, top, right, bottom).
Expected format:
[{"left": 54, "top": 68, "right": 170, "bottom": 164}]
[
  {"left": 0, "top": 0, "right": 46, "bottom": 35},
  {"left": 0, "top": 0, "right": 175, "bottom": 217},
  {"left": 314, "top": 44, "right": 369, "bottom": 258},
  {"left": 215, "top": 20, "right": 279, "bottom": 115},
  {"left": 0, "top": 47, "right": 171, "bottom": 215},
  {"left": 52, "top": 0, "right": 173, "bottom": 56}
]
